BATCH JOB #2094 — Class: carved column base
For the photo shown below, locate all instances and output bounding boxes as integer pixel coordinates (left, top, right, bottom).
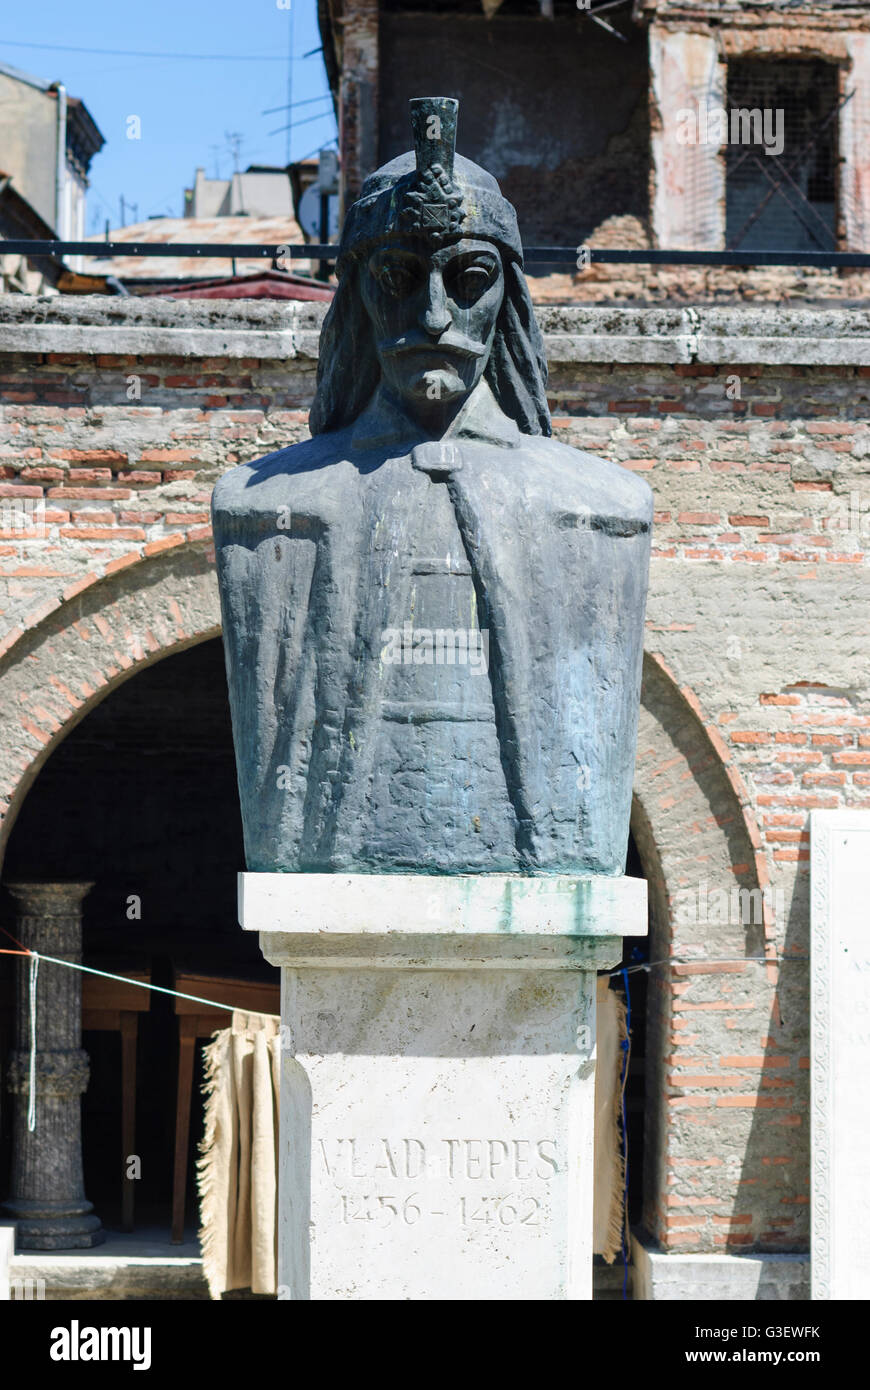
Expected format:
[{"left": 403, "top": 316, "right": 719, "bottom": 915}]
[{"left": 2, "top": 1199, "right": 104, "bottom": 1250}]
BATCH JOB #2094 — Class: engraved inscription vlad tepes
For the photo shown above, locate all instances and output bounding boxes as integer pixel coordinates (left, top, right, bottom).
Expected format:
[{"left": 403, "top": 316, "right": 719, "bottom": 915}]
[{"left": 317, "top": 1137, "right": 561, "bottom": 1231}]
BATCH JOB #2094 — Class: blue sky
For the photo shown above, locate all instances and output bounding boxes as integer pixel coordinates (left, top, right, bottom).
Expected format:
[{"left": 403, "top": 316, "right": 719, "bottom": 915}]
[{"left": 0, "top": 0, "right": 336, "bottom": 232}]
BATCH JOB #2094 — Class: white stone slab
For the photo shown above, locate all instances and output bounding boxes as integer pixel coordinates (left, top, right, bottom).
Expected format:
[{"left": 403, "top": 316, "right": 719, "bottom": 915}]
[
  {"left": 810, "top": 809, "right": 870, "bottom": 1300},
  {"left": 241, "top": 871, "right": 646, "bottom": 1300},
  {"left": 241, "top": 871, "right": 645, "bottom": 971},
  {"left": 241, "top": 871, "right": 644, "bottom": 936},
  {"left": 632, "top": 1236, "right": 810, "bottom": 1301}
]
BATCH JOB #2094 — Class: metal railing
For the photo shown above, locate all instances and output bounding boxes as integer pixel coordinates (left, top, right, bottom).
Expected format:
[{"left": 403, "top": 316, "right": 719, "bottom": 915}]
[{"left": 4, "top": 241, "right": 870, "bottom": 268}]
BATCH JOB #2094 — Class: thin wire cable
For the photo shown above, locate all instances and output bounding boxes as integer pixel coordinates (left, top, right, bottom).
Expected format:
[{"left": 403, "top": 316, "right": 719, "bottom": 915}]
[
  {"left": 295, "top": 137, "right": 338, "bottom": 165},
  {"left": 36, "top": 956, "right": 252, "bottom": 1013},
  {"left": 262, "top": 94, "right": 333, "bottom": 116},
  {"left": 284, "top": 4, "right": 294, "bottom": 168},
  {"left": 0, "top": 948, "right": 278, "bottom": 1137},
  {"left": 0, "top": 937, "right": 807, "bottom": 989},
  {"left": 0, "top": 39, "right": 294, "bottom": 61},
  {"left": 0, "top": 948, "right": 266, "bottom": 1016},
  {"left": 268, "top": 110, "right": 337, "bottom": 139},
  {"left": 0, "top": 921, "right": 28, "bottom": 952},
  {"left": 605, "top": 953, "right": 806, "bottom": 977}
]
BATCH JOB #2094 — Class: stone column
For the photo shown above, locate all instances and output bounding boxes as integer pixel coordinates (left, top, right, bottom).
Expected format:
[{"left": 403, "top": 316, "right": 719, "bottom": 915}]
[
  {"left": 241, "top": 871, "right": 645, "bottom": 1301},
  {"left": 2, "top": 881, "right": 103, "bottom": 1249}
]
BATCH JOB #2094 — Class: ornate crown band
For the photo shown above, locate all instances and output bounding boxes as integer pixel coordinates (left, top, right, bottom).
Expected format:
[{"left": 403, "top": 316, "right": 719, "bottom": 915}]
[{"left": 399, "top": 163, "right": 465, "bottom": 240}]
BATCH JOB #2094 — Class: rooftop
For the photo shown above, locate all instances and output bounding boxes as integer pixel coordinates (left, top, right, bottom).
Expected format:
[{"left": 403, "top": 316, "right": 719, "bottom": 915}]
[{"left": 85, "top": 214, "right": 312, "bottom": 282}]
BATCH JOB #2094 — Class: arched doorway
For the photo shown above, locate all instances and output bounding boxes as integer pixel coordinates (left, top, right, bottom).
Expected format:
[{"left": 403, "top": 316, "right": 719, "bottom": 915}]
[{"left": 1, "top": 638, "right": 273, "bottom": 1234}]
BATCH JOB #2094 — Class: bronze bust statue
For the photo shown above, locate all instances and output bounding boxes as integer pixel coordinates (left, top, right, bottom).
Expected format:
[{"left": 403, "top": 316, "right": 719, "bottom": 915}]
[{"left": 212, "top": 98, "right": 652, "bottom": 877}]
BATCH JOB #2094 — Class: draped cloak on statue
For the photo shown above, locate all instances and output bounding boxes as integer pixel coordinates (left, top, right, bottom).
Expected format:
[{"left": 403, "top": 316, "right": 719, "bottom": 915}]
[{"left": 212, "top": 378, "right": 652, "bottom": 877}]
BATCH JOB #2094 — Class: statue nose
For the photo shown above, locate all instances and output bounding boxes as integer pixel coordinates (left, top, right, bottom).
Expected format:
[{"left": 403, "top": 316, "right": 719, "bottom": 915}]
[{"left": 419, "top": 271, "right": 452, "bottom": 336}]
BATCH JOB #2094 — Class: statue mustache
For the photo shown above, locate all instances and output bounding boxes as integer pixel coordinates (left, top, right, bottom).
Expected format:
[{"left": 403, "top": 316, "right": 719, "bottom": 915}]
[{"left": 379, "top": 332, "right": 487, "bottom": 361}]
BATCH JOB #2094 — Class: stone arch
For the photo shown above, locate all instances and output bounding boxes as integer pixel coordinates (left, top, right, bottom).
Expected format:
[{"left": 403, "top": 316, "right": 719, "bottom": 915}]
[
  {"left": 0, "top": 540, "right": 220, "bottom": 868},
  {"left": 630, "top": 651, "right": 773, "bottom": 1245},
  {"left": 633, "top": 650, "right": 771, "bottom": 953}
]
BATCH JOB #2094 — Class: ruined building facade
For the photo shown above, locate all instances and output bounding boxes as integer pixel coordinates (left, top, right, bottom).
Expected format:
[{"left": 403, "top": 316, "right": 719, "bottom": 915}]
[{"left": 321, "top": 0, "right": 870, "bottom": 276}]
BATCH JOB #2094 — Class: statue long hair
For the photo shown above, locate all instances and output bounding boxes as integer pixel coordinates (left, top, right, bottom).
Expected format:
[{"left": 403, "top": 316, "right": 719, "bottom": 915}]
[{"left": 309, "top": 253, "right": 552, "bottom": 438}]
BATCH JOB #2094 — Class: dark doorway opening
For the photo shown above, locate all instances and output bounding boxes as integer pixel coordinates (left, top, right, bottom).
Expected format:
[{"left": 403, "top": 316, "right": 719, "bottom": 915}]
[{"left": 0, "top": 638, "right": 269, "bottom": 1237}]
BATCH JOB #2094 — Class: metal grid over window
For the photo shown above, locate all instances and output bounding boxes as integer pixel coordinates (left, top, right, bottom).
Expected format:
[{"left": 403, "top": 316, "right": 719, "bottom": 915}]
[{"left": 725, "top": 58, "right": 839, "bottom": 253}]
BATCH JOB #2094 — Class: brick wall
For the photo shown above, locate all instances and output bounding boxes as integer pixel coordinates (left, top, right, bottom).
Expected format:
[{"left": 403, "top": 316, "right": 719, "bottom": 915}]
[{"left": 1, "top": 295, "right": 868, "bottom": 1256}]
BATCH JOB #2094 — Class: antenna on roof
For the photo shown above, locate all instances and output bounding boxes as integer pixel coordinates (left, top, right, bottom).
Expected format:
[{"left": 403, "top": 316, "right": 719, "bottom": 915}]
[
  {"left": 225, "top": 132, "right": 244, "bottom": 175},
  {"left": 284, "top": 5, "right": 294, "bottom": 164}
]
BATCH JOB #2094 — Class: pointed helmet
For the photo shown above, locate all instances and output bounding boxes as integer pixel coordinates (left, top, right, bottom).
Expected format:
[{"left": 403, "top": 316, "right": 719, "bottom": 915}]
[
  {"left": 311, "top": 97, "right": 549, "bottom": 437},
  {"left": 337, "top": 97, "right": 524, "bottom": 265}
]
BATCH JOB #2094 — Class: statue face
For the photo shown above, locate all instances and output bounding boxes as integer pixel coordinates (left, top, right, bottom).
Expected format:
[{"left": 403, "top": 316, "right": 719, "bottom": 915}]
[{"left": 361, "top": 237, "right": 504, "bottom": 417}]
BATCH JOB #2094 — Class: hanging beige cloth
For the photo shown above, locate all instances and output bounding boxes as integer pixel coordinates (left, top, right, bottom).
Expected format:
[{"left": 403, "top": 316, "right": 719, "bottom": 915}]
[
  {"left": 198, "top": 988, "right": 627, "bottom": 1295},
  {"left": 198, "top": 1010, "right": 281, "bottom": 1298},
  {"left": 593, "top": 976, "right": 628, "bottom": 1264}
]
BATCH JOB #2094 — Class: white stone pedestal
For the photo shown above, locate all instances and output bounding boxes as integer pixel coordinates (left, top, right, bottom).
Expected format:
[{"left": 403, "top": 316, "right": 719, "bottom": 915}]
[{"left": 241, "top": 872, "right": 645, "bottom": 1301}]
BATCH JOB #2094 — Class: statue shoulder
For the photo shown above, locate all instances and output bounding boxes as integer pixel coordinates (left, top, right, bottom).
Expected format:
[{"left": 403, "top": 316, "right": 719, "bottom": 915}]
[
  {"left": 211, "top": 428, "right": 357, "bottom": 524},
  {"left": 530, "top": 435, "right": 653, "bottom": 524}
]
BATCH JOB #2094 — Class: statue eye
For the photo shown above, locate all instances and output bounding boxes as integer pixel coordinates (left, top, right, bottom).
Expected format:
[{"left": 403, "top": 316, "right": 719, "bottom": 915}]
[
  {"left": 373, "top": 261, "right": 417, "bottom": 296},
  {"left": 450, "top": 263, "right": 495, "bottom": 297}
]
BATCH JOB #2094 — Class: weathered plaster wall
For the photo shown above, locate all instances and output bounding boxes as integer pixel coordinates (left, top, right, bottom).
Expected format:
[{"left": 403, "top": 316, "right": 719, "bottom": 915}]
[
  {"left": 841, "top": 31, "right": 870, "bottom": 251},
  {"left": 1, "top": 294, "right": 868, "bottom": 1257},
  {"left": 0, "top": 72, "right": 58, "bottom": 230},
  {"left": 649, "top": 28, "right": 726, "bottom": 250}
]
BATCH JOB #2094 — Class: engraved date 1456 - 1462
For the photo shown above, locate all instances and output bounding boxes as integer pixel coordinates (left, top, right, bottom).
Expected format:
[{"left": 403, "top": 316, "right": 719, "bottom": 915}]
[{"left": 340, "top": 1192, "right": 544, "bottom": 1228}]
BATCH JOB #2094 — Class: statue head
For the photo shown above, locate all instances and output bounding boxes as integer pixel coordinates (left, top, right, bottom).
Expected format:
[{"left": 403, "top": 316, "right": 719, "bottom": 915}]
[{"left": 310, "top": 97, "right": 551, "bottom": 438}]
